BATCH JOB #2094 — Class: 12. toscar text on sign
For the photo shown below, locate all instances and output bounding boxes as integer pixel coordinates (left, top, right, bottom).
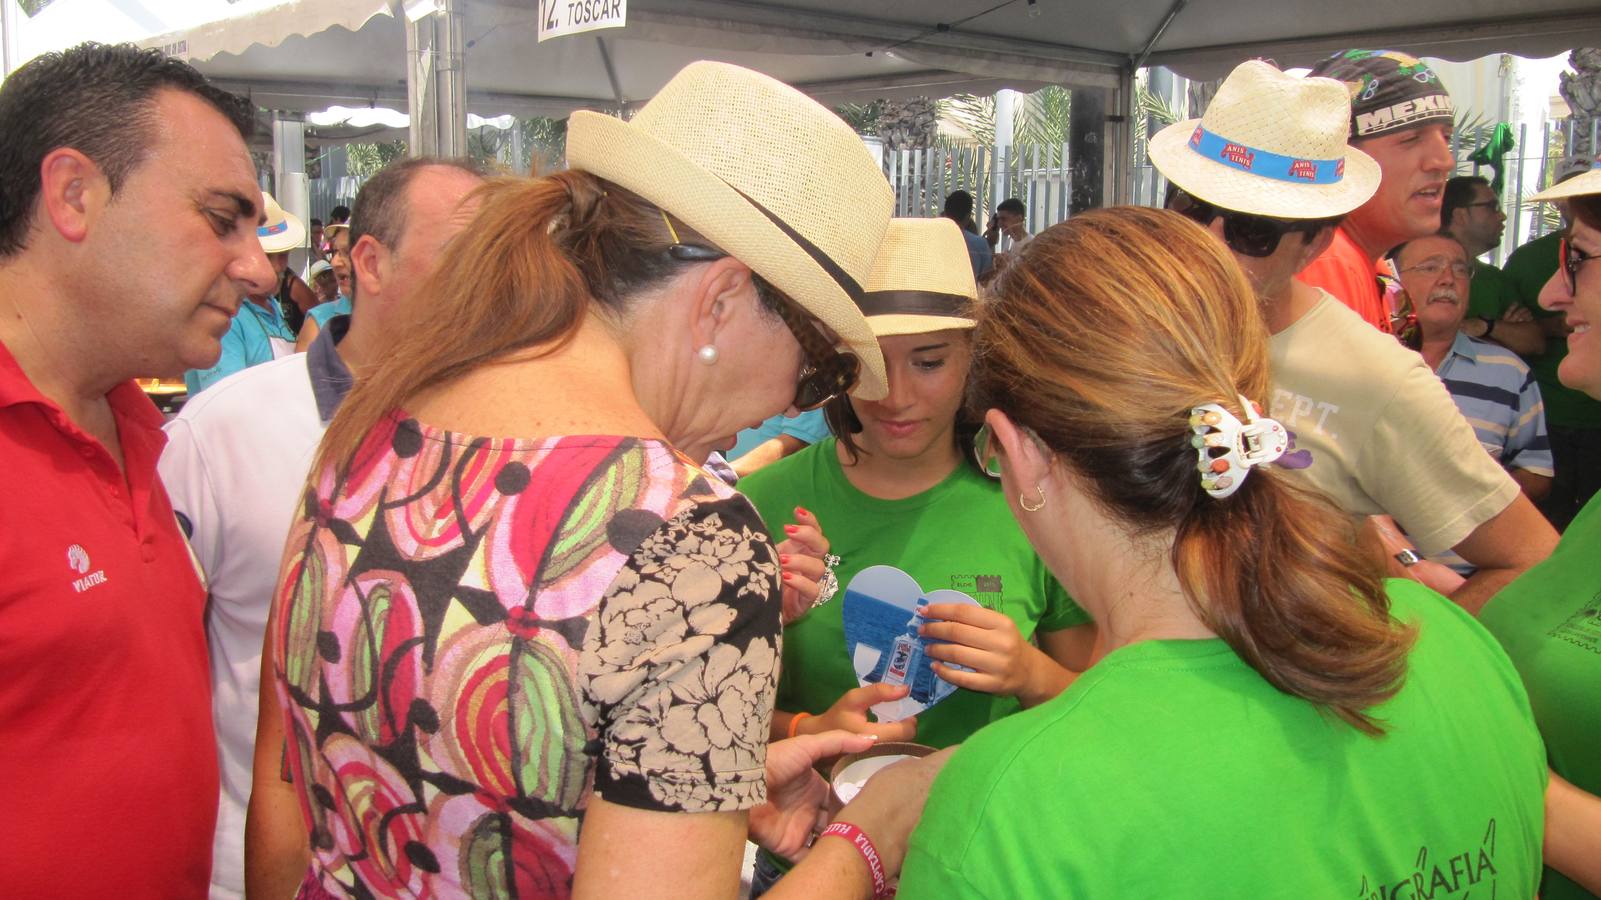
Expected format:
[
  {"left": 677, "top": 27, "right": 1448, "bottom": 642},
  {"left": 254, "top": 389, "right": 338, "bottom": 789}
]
[{"left": 538, "top": 0, "right": 627, "bottom": 42}]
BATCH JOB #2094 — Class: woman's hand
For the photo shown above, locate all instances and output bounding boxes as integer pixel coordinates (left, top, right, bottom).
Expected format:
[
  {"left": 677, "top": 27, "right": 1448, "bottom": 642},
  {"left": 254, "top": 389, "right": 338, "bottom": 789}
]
[
  {"left": 798, "top": 683, "right": 919, "bottom": 743},
  {"left": 750, "top": 730, "right": 877, "bottom": 860},
  {"left": 776, "top": 506, "right": 832, "bottom": 625},
  {"left": 920, "top": 603, "right": 1069, "bottom": 708}
]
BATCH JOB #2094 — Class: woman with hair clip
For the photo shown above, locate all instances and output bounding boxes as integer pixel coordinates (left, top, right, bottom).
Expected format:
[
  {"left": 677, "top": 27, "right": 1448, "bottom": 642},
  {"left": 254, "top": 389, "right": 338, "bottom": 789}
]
[
  {"left": 896, "top": 207, "right": 1546, "bottom": 898},
  {"left": 739, "top": 217, "right": 1096, "bottom": 891},
  {"left": 247, "top": 63, "right": 946, "bottom": 900},
  {"left": 1481, "top": 171, "right": 1601, "bottom": 899}
]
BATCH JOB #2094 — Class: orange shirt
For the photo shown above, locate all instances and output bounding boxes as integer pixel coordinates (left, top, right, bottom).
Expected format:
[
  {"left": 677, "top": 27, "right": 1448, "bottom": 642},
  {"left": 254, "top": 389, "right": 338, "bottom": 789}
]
[{"left": 1297, "top": 226, "right": 1392, "bottom": 333}]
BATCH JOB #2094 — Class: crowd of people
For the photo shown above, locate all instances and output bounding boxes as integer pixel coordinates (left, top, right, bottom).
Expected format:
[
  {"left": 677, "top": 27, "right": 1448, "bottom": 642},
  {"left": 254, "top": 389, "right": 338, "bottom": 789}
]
[{"left": 0, "top": 39, "right": 1599, "bottom": 900}]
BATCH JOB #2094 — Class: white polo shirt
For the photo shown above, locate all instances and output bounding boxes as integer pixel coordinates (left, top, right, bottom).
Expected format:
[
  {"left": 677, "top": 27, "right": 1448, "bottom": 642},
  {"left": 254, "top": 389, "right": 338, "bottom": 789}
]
[{"left": 158, "top": 318, "right": 352, "bottom": 899}]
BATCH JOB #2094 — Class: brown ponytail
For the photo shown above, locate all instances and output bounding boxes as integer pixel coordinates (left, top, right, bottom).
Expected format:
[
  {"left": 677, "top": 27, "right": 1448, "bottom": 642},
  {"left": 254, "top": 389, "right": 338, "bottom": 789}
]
[
  {"left": 970, "top": 207, "right": 1414, "bottom": 734},
  {"left": 315, "top": 171, "right": 715, "bottom": 479}
]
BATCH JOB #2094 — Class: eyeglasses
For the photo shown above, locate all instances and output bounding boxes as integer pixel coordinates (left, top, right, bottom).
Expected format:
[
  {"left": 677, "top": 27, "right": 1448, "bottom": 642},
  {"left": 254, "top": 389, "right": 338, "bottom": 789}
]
[
  {"left": 1560, "top": 237, "right": 1598, "bottom": 296},
  {"left": 1459, "top": 200, "right": 1502, "bottom": 214},
  {"left": 973, "top": 423, "right": 1002, "bottom": 479},
  {"left": 1166, "top": 188, "right": 1325, "bottom": 258},
  {"left": 661, "top": 213, "right": 859, "bottom": 411},
  {"left": 1398, "top": 257, "right": 1475, "bottom": 281}
]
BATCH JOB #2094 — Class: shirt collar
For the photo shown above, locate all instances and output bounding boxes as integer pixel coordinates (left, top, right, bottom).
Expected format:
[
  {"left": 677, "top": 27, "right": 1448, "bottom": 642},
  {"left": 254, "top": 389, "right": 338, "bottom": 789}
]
[
  {"left": 0, "top": 336, "right": 164, "bottom": 431},
  {"left": 307, "top": 314, "right": 354, "bottom": 423},
  {"left": 1448, "top": 330, "right": 1480, "bottom": 364}
]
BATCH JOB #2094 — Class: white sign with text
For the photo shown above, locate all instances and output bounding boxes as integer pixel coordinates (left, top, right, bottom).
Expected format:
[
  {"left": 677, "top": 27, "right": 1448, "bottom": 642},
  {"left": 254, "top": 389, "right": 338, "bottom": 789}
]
[{"left": 538, "top": 0, "right": 627, "bottom": 42}]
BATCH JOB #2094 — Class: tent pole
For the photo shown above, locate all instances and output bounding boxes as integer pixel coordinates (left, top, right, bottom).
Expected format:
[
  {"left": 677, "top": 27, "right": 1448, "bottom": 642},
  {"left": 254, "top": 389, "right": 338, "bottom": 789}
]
[
  {"left": 1, "top": 0, "right": 16, "bottom": 80},
  {"left": 407, "top": 0, "right": 467, "bottom": 158}
]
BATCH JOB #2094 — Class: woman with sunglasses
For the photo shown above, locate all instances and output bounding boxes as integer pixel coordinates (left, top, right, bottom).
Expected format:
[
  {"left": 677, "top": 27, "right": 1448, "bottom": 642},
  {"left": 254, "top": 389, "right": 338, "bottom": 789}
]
[
  {"left": 896, "top": 206, "right": 1546, "bottom": 898},
  {"left": 1479, "top": 172, "right": 1601, "bottom": 899},
  {"left": 739, "top": 218, "right": 1095, "bottom": 890},
  {"left": 248, "top": 63, "right": 947, "bottom": 899}
]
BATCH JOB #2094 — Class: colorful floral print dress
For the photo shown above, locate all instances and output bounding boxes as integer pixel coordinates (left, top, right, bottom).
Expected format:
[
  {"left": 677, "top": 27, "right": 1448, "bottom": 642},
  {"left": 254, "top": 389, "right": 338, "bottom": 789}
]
[{"left": 272, "top": 412, "right": 781, "bottom": 897}]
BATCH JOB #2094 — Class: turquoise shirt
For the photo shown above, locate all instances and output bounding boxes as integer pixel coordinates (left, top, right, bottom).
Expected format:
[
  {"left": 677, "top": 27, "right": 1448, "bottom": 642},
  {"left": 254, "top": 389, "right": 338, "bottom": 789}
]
[
  {"left": 306, "top": 295, "right": 353, "bottom": 330},
  {"left": 184, "top": 299, "right": 294, "bottom": 395}
]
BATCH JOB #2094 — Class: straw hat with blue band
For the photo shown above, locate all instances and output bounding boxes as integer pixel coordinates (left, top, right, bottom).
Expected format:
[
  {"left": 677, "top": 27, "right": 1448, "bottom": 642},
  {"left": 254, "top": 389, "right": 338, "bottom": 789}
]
[
  {"left": 1147, "top": 60, "right": 1381, "bottom": 220},
  {"left": 258, "top": 191, "right": 306, "bottom": 254},
  {"left": 1531, "top": 156, "right": 1601, "bottom": 202},
  {"left": 861, "top": 218, "right": 978, "bottom": 337},
  {"left": 566, "top": 61, "right": 895, "bottom": 400}
]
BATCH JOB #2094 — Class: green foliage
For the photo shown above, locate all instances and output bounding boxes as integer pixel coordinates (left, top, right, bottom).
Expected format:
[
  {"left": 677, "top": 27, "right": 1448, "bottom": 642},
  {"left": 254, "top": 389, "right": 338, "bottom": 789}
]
[
  {"left": 345, "top": 141, "right": 407, "bottom": 176},
  {"left": 19, "top": 0, "right": 55, "bottom": 16},
  {"left": 834, "top": 100, "right": 885, "bottom": 136},
  {"left": 937, "top": 86, "right": 1073, "bottom": 163}
]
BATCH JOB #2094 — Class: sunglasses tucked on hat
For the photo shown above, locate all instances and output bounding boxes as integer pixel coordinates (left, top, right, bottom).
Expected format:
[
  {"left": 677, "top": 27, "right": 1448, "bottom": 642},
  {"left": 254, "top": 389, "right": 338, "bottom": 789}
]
[
  {"left": 1307, "top": 49, "right": 1454, "bottom": 140},
  {"left": 1148, "top": 60, "right": 1380, "bottom": 221},
  {"left": 861, "top": 218, "right": 978, "bottom": 337},
  {"left": 258, "top": 191, "right": 307, "bottom": 254},
  {"left": 566, "top": 61, "right": 895, "bottom": 400},
  {"left": 1531, "top": 155, "right": 1601, "bottom": 203}
]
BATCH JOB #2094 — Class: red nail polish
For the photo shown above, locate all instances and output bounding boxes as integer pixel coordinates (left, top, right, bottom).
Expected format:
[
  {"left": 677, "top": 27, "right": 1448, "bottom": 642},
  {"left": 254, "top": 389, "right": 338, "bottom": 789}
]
[
  {"left": 783, "top": 525, "right": 798, "bottom": 535},
  {"left": 779, "top": 554, "right": 791, "bottom": 564},
  {"left": 782, "top": 572, "right": 793, "bottom": 581},
  {"left": 795, "top": 506, "right": 808, "bottom": 516}
]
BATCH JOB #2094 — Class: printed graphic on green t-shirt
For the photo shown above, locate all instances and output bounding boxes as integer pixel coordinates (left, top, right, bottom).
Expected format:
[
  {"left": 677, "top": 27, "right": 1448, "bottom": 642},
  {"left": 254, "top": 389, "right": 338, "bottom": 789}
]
[{"left": 736, "top": 437, "right": 1088, "bottom": 750}]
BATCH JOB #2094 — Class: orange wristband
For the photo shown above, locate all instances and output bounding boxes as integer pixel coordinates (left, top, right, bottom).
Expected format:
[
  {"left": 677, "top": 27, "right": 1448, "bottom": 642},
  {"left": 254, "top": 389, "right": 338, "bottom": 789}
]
[{"left": 787, "top": 712, "right": 812, "bottom": 739}]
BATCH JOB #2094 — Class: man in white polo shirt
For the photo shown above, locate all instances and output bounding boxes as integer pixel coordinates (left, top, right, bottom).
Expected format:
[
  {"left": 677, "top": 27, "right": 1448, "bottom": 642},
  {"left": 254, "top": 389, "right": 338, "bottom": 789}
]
[{"left": 157, "top": 156, "right": 485, "bottom": 898}]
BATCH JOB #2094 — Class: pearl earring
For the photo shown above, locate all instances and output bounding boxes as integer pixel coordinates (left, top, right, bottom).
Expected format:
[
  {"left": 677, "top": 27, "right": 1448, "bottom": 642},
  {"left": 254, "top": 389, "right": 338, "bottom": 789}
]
[{"left": 697, "top": 344, "right": 719, "bottom": 365}]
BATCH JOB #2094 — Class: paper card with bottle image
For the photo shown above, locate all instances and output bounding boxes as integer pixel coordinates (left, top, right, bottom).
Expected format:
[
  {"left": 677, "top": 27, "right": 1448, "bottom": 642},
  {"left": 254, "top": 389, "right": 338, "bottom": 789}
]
[{"left": 843, "top": 564, "right": 981, "bottom": 722}]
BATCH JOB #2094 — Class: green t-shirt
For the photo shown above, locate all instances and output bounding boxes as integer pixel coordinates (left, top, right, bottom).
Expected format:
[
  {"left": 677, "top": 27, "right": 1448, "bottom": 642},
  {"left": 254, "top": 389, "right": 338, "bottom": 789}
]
[
  {"left": 1467, "top": 259, "right": 1514, "bottom": 320},
  {"left": 899, "top": 579, "right": 1546, "bottom": 900},
  {"left": 1481, "top": 490, "right": 1601, "bottom": 900},
  {"left": 737, "top": 437, "right": 1089, "bottom": 749},
  {"left": 1504, "top": 231, "right": 1601, "bottom": 428}
]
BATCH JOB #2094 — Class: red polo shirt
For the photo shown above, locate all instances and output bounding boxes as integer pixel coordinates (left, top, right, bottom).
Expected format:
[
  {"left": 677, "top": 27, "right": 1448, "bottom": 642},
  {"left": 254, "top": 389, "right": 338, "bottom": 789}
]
[{"left": 0, "top": 339, "right": 216, "bottom": 898}]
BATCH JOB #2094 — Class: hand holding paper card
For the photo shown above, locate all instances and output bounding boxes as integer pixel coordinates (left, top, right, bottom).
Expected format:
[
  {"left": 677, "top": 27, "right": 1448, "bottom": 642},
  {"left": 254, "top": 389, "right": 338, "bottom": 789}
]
[{"left": 842, "top": 565, "right": 982, "bottom": 722}]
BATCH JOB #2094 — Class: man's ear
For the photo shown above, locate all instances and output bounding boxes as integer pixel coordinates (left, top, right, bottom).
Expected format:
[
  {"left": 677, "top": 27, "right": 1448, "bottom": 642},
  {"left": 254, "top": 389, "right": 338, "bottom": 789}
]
[
  {"left": 1297, "top": 225, "right": 1339, "bottom": 269},
  {"left": 349, "top": 235, "right": 386, "bottom": 301},
  {"left": 37, "top": 148, "right": 107, "bottom": 244}
]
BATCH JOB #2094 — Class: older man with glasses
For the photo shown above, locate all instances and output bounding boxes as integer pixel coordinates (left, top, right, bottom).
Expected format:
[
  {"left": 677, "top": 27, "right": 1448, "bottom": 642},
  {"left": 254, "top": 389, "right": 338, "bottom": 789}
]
[{"left": 1149, "top": 59, "right": 1556, "bottom": 613}]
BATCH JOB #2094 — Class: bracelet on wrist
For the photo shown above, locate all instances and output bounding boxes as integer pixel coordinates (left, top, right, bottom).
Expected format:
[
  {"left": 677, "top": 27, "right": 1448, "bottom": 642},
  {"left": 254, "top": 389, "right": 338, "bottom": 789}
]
[
  {"left": 819, "top": 821, "right": 890, "bottom": 899},
  {"left": 786, "top": 711, "right": 812, "bottom": 739},
  {"left": 1482, "top": 316, "right": 1496, "bottom": 338}
]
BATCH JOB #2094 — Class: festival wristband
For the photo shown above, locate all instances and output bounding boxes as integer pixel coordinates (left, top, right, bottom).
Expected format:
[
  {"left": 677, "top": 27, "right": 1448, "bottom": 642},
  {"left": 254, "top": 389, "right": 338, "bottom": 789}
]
[
  {"left": 787, "top": 711, "right": 812, "bottom": 739},
  {"left": 819, "top": 821, "right": 890, "bottom": 899}
]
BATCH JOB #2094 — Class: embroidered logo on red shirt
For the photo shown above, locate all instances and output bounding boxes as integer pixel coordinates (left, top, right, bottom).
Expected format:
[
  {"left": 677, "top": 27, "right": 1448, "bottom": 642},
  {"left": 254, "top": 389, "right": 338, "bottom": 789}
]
[{"left": 67, "top": 544, "right": 108, "bottom": 593}]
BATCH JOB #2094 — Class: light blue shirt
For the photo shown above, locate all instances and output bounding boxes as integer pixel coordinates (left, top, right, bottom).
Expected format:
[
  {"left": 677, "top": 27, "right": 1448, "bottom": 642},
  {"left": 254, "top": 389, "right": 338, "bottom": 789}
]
[
  {"left": 728, "top": 410, "right": 831, "bottom": 461},
  {"left": 185, "top": 299, "right": 295, "bottom": 395},
  {"left": 306, "top": 294, "right": 353, "bottom": 329}
]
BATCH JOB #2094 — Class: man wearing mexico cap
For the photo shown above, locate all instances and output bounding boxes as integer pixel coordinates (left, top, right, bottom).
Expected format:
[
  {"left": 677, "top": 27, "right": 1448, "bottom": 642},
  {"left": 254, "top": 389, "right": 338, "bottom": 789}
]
[
  {"left": 159, "top": 156, "right": 485, "bottom": 899},
  {"left": 184, "top": 190, "right": 301, "bottom": 394},
  {"left": 1298, "top": 50, "right": 1457, "bottom": 333},
  {"left": 1150, "top": 60, "right": 1555, "bottom": 612},
  {"left": 0, "top": 43, "right": 274, "bottom": 897}
]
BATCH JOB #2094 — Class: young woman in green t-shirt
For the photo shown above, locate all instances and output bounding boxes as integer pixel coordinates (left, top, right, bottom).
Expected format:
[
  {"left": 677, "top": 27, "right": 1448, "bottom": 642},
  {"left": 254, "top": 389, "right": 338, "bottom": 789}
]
[
  {"left": 741, "top": 218, "right": 1098, "bottom": 757},
  {"left": 895, "top": 206, "right": 1548, "bottom": 898}
]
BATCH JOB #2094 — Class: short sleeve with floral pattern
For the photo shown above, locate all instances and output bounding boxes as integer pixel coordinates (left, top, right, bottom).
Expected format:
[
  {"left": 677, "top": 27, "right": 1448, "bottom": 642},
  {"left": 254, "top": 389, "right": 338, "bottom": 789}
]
[{"left": 272, "top": 413, "right": 781, "bottom": 898}]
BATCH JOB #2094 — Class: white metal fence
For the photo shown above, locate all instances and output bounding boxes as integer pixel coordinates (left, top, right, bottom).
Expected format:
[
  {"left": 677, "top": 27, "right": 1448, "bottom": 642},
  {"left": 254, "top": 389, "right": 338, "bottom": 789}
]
[{"left": 885, "top": 119, "right": 1601, "bottom": 265}]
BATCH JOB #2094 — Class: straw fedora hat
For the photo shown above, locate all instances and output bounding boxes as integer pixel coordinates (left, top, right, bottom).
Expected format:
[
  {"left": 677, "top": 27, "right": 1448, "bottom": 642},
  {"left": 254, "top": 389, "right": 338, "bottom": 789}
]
[
  {"left": 1532, "top": 157, "right": 1601, "bottom": 202},
  {"left": 1148, "top": 60, "right": 1381, "bottom": 219},
  {"left": 862, "top": 218, "right": 977, "bottom": 337},
  {"left": 566, "top": 61, "right": 895, "bottom": 400},
  {"left": 258, "top": 191, "right": 306, "bottom": 253}
]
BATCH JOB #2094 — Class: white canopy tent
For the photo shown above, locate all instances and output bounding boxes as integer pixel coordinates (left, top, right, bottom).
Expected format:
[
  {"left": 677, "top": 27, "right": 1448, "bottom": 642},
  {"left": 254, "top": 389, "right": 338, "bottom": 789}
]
[{"left": 5, "top": 0, "right": 1600, "bottom": 200}]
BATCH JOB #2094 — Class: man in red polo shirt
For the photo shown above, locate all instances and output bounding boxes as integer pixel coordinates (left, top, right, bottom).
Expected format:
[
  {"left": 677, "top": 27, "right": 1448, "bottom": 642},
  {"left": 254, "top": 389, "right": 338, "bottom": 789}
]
[
  {"left": 0, "top": 44, "right": 272, "bottom": 897},
  {"left": 1298, "top": 50, "right": 1458, "bottom": 333}
]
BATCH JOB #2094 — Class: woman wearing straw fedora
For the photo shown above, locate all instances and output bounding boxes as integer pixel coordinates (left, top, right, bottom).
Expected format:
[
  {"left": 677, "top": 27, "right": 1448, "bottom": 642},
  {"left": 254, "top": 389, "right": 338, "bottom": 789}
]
[
  {"left": 246, "top": 63, "right": 947, "bottom": 899},
  {"left": 895, "top": 208, "right": 1545, "bottom": 897},
  {"left": 740, "top": 217, "right": 1095, "bottom": 891},
  {"left": 1480, "top": 165, "right": 1601, "bottom": 899},
  {"left": 184, "top": 191, "right": 302, "bottom": 395}
]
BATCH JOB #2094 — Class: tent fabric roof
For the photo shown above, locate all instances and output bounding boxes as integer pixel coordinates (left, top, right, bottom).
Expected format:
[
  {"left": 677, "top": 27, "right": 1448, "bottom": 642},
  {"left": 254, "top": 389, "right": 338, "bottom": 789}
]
[{"left": 7, "top": 0, "right": 1600, "bottom": 115}]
